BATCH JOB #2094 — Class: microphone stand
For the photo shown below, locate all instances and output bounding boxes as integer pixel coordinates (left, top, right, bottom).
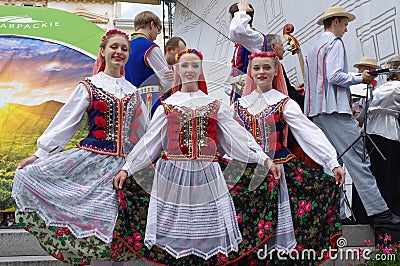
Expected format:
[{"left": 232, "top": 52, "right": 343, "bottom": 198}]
[
  {"left": 338, "top": 82, "right": 386, "bottom": 224},
  {"left": 338, "top": 83, "right": 386, "bottom": 162}
]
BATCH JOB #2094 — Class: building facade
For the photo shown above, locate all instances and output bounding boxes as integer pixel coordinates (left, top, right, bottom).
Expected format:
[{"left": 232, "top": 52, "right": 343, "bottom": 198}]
[{"left": 2, "top": 0, "right": 169, "bottom": 47}]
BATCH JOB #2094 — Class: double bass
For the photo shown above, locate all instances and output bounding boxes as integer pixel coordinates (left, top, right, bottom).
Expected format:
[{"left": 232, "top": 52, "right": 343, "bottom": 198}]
[
  {"left": 283, "top": 24, "right": 305, "bottom": 79},
  {"left": 282, "top": 23, "right": 321, "bottom": 169}
]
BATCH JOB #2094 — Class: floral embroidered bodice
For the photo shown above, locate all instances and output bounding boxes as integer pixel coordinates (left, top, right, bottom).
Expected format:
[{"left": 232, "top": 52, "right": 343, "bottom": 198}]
[
  {"left": 161, "top": 100, "right": 221, "bottom": 161},
  {"left": 77, "top": 79, "right": 141, "bottom": 157},
  {"left": 234, "top": 97, "right": 295, "bottom": 163}
]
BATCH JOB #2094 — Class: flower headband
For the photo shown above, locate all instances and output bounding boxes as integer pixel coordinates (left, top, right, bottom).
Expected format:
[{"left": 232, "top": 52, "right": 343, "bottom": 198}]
[
  {"left": 175, "top": 48, "right": 204, "bottom": 62},
  {"left": 102, "top": 29, "right": 130, "bottom": 42},
  {"left": 248, "top": 51, "right": 278, "bottom": 59}
]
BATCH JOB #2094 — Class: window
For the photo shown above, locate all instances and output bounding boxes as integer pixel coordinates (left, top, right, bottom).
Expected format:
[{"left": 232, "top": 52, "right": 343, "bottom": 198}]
[{"left": 22, "top": 3, "right": 41, "bottom": 7}]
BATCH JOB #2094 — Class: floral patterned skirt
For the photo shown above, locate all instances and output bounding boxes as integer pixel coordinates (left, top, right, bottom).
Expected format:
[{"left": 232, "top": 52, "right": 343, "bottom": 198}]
[
  {"left": 16, "top": 212, "right": 137, "bottom": 265},
  {"left": 17, "top": 158, "right": 340, "bottom": 266},
  {"left": 113, "top": 161, "right": 280, "bottom": 265},
  {"left": 17, "top": 160, "right": 279, "bottom": 265},
  {"left": 231, "top": 158, "right": 342, "bottom": 265},
  {"left": 14, "top": 149, "right": 138, "bottom": 265}
]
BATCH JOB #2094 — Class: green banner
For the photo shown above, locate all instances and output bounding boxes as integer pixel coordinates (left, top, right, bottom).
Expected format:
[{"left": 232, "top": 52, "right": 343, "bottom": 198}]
[
  {"left": 0, "top": 6, "right": 105, "bottom": 215},
  {"left": 0, "top": 5, "right": 104, "bottom": 56}
]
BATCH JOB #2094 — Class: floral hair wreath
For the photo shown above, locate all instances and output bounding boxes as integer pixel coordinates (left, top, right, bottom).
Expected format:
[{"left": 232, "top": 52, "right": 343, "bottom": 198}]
[
  {"left": 175, "top": 48, "right": 204, "bottom": 62},
  {"left": 94, "top": 29, "right": 129, "bottom": 75},
  {"left": 248, "top": 51, "right": 278, "bottom": 59},
  {"left": 102, "top": 29, "right": 130, "bottom": 42}
]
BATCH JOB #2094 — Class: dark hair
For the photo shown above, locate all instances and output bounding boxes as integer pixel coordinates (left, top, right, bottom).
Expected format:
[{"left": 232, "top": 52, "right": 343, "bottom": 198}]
[
  {"left": 323, "top": 16, "right": 347, "bottom": 29},
  {"left": 164, "top": 36, "right": 186, "bottom": 54},
  {"left": 229, "top": 2, "right": 254, "bottom": 26}
]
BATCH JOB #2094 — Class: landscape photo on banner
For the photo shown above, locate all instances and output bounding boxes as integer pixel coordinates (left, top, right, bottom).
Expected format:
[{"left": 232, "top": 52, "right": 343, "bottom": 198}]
[{"left": 0, "top": 5, "right": 104, "bottom": 215}]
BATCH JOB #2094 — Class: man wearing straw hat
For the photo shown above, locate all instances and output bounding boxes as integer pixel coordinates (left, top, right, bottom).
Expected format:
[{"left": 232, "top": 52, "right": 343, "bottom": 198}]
[
  {"left": 352, "top": 57, "right": 383, "bottom": 124},
  {"left": 353, "top": 56, "right": 386, "bottom": 91},
  {"left": 304, "top": 6, "right": 400, "bottom": 229},
  {"left": 354, "top": 57, "right": 381, "bottom": 74}
]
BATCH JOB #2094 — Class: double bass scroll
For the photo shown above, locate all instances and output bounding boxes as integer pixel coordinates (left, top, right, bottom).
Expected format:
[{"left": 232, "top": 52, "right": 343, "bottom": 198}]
[{"left": 283, "top": 23, "right": 305, "bottom": 78}]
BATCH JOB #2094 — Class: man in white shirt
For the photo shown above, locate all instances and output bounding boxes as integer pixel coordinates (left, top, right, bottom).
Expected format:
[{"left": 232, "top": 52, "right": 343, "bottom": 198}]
[
  {"left": 304, "top": 6, "right": 400, "bottom": 229},
  {"left": 228, "top": 1, "right": 304, "bottom": 108},
  {"left": 351, "top": 57, "right": 384, "bottom": 126},
  {"left": 226, "top": 1, "right": 261, "bottom": 105}
]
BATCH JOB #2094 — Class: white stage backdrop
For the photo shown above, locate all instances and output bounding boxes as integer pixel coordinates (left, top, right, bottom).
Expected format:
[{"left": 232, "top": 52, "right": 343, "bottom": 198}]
[{"left": 172, "top": 0, "right": 400, "bottom": 100}]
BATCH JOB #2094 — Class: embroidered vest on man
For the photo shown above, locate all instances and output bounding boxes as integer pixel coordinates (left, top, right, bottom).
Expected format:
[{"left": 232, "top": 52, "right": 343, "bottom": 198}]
[
  {"left": 161, "top": 100, "right": 221, "bottom": 161},
  {"left": 234, "top": 97, "right": 295, "bottom": 164},
  {"left": 76, "top": 80, "right": 141, "bottom": 157},
  {"left": 231, "top": 32, "right": 268, "bottom": 75}
]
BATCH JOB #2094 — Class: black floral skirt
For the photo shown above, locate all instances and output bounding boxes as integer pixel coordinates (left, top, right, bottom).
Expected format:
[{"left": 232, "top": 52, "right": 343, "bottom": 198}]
[
  {"left": 18, "top": 159, "right": 341, "bottom": 265},
  {"left": 231, "top": 159, "right": 342, "bottom": 266},
  {"left": 114, "top": 161, "right": 280, "bottom": 265}
]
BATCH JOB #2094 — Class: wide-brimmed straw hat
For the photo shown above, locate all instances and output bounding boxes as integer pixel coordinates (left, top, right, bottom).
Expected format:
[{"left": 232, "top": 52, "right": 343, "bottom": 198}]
[
  {"left": 353, "top": 57, "right": 381, "bottom": 70},
  {"left": 317, "top": 6, "right": 356, "bottom": 25},
  {"left": 386, "top": 56, "right": 400, "bottom": 69}
]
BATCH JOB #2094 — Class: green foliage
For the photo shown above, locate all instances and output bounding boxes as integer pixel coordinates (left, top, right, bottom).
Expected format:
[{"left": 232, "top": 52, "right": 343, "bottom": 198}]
[{"left": 0, "top": 111, "right": 88, "bottom": 211}]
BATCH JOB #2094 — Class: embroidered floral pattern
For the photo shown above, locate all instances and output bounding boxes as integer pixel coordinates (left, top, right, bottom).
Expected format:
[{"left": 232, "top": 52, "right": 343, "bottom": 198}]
[
  {"left": 162, "top": 101, "right": 221, "bottom": 161},
  {"left": 234, "top": 98, "right": 295, "bottom": 163},
  {"left": 94, "top": 116, "right": 106, "bottom": 128},
  {"left": 92, "top": 129, "right": 106, "bottom": 140},
  {"left": 127, "top": 105, "right": 142, "bottom": 145},
  {"left": 77, "top": 80, "right": 140, "bottom": 156},
  {"left": 112, "top": 160, "right": 279, "bottom": 265},
  {"left": 93, "top": 100, "right": 109, "bottom": 113}
]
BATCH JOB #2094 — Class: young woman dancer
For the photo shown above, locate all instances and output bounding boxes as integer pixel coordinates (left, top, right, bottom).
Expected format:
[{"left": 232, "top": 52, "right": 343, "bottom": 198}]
[
  {"left": 232, "top": 51, "right": 345, "bottom": 265},
  {"left": 12, "top": 29, "right": 148, "bottom": 265}
]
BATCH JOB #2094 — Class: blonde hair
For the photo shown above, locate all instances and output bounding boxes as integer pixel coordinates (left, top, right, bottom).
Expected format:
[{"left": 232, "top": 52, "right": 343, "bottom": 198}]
[
  {"left": 248, "top": 52, "right": 279, "bottom": 69},
  {"left": 134, "top": 11, "right": 162, "bottom": 31}
]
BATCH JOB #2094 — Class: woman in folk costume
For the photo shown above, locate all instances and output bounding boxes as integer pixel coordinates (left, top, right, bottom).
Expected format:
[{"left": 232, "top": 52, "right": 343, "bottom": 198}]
[
  {"left": 112, "top": 48, "right": 284, "bottom": 265},
  {"left": 12, "top": 29, "right": 149, "bottom": 265},
  {"left": 232, "top": 51, "right": 345, "bottom": 265}
]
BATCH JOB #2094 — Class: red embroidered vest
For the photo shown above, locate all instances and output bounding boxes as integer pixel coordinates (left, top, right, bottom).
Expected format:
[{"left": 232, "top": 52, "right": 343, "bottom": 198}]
[
  {"left": 234, "top": 97, "right": 295, "bottom": 164},
  {"left": 161, "top": 100, "right": 221, "bottom": 161}
]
